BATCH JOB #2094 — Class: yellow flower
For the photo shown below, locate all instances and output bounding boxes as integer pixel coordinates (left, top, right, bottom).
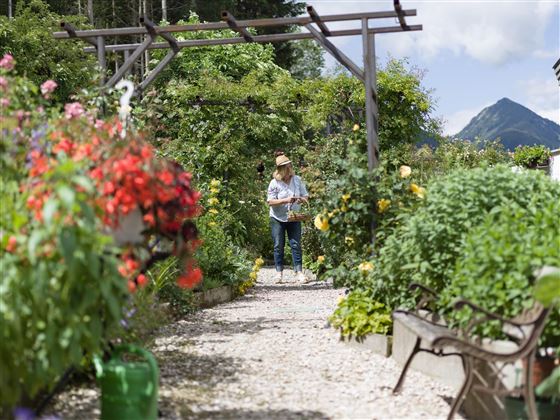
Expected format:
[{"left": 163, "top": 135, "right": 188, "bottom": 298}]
[
  {"left": 317, "top": 255, "right": 325, "bottom": 263},
  {"left": 210, "top": 179, "right": 221, "bottom": 187},
  {"left": 314, "top": 214, "right": 329, "bottom": 231},
  {"left": 342, "top": 193, "right": 351, "bottom": 202},
  {"left": 341, "top": 204, "right": 348, "bottom": 212},
  {"left": 337, "top": 295, "right": 345, "bottom": 304},
  {"left": 352, "top": 123, "right": 360, "bottom": 132},
  {"left": 410, "top": 183, "right": 426, "bottom": 199},
  {"left": 345, "top": 236, "right": 354, "bottom": 245},
  {"left": 208, "top": 221, "right": 217, "bottom": 227},
  {"left": 399, "top": 165, "right": 412, "bottom": 178},
  {"left": 377, "top": 198, "right": 391, "bottom": 213},
  {"left": 208, "top": 208, "right": 219, "bottom": 214},
  {"left": 210, "top": 187, "right": 219, "bottom": 194},
  {"left": 249, "top": 271, "right": 257, "bottom": 280},
  {"left": 208, "top": 197, "right": 219, "bottom": 206},
  {"left": 358, "top": 261, "right": 374, "bottom": 272},
  {"left": 255, "top": 257, "right": 264, "bottom": 267}
]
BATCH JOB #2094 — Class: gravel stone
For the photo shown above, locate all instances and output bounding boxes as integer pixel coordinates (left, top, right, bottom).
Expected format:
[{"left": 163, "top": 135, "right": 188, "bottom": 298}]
[{"left": 46, "top": 267, "right": 464, "bottom": 419}]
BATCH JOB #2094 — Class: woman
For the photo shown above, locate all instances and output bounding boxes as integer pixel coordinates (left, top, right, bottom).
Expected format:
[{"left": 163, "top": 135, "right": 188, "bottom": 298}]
[{"left": 266, "top": 152, "right": 309, "bottom": 283}]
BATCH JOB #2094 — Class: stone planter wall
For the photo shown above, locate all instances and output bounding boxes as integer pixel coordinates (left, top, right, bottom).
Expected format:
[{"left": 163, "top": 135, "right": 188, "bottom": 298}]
[
  {"left": 193, "top": 285, "right": 235, "bottom": 308},
  {"left": 338, "top": 332, "right": 392, "bottom": 357}
]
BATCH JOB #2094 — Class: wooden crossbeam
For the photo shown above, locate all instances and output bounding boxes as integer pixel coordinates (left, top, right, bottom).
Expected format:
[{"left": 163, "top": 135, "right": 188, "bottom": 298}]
[
  {"left": 135, "top": 17, "right": 180, "bottom": 93},
  {"left": 82, "top": 25, "right": 422, "bottom": 54},
  {"left": 53, "top": 10, "right": 417, "bottom": 40},
  {"left": 104, "top": 35, "right": 154, "bottom": 89},
  {"left": 394, "top": 0, "right": 410, "bottom": 30},
  {"left": 222, "top": 11, "right": 254, "bottom": 42},
  {"left": 307, "top": 6, "right": 331, "bottom": 37},
  {"left": 60, "top": 22, "right": 97, "bottom": 46}
]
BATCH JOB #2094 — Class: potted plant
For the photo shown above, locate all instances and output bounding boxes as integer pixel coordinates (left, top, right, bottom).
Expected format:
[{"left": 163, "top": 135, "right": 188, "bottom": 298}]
[
  {"left": 504, "top": 267, "right": 560, "bottom": 420},
  {"left": 513, "top": 145, "right": 552, "bottom": 170}
]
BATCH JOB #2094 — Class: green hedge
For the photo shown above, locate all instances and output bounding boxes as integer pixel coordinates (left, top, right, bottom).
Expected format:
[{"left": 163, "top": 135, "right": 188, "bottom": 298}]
[
  {"left": 368, "top": 165, "right": 560, "bottom": 311},
  {"left": 443, "top": 201, "right": 560, "bottom": 346}
]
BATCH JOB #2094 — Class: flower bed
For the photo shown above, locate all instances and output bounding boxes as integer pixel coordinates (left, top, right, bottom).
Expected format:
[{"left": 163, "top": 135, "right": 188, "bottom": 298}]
[{"left": 0, "top": 54, "right": 202, "bottom": 411}]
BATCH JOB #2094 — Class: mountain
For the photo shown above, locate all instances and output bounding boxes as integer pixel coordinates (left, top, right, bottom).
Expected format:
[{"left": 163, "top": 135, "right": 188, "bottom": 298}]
[{"left": 455, "top": 98, "right": 560, "bottom": 151}]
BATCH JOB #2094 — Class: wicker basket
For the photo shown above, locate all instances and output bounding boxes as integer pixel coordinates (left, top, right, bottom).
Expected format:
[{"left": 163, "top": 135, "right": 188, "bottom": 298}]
[{"left": 287, "top": 201, "right": 311, "bottom": 222}]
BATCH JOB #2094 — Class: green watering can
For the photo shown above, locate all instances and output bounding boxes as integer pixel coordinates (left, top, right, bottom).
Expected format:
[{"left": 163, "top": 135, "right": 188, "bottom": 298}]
[{"left": 94, "top": 344, "right": 159, "bottom": 420}]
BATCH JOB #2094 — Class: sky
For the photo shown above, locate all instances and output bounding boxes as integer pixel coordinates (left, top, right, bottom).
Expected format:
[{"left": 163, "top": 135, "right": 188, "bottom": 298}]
[{"left": 304, "top": 0, "right": 560, "bottom": 135}]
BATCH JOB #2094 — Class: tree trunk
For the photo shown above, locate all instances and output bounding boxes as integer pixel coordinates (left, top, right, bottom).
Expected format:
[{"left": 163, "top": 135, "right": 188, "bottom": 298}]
[
  {"left": 162, "top": 0, "right": 167, "bottom": 22},
  {"left": 87, "top": 0, "right": 94, "bottom": 24},
  {"left": 8, "top": 0, "right": 12, "bottom": 18}
]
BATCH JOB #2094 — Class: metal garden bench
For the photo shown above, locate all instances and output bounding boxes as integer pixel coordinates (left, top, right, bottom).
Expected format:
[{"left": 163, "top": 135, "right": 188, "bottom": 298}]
[{"left": 392, "top": 283, "right": 551, "bottom": 420}]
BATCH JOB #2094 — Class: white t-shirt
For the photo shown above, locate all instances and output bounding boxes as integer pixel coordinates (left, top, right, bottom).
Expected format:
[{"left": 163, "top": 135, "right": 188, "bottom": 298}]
[{"left": 267, "top": 175, "right": 309, "bottom": 222}]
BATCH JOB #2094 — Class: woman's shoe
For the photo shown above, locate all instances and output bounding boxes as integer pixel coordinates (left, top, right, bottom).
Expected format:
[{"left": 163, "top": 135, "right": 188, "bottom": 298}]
[
  {"left": 274, "top": 271, "right": 284, "bottom": 283},
  {"left": 296, "top": 271, "right": 308, "bottom": 283}
]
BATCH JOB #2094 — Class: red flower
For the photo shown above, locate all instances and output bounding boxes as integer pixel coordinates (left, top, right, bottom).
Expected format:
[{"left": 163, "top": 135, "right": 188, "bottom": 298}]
[
  {"left": 127, "top": 280, "right": 137, "bottom": 293},
  {"left": 5, "top": 236, "right": 17, "bottom": 252},
  {"left": 157, "top": 170, "right": 174, "bottom": 186},
  {"left": 177, "top": 267, "right": 203, "bottom": 289},
  {"left": 136, "top": 274, "right": 148, "bottom": 287}
]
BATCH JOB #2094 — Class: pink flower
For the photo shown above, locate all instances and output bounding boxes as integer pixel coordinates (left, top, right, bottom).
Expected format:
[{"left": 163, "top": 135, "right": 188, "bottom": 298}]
[
  {"left": 0, "top": 98, "right": 9, "bottom": 107},
  {"left": 0, "top": 54, "right": 14, "bottom": 70},
  {"left": 64, "top": 102, "right": 85, "bottom": 119},
  {"left": 0, "top": 76, "right": 7, "bottom": 90},
  {"left": 94, "top": 119, "right": 104, "bottom": 129},
  {"left": 40, "top": 80, "right": 57, "bottom": 98}
]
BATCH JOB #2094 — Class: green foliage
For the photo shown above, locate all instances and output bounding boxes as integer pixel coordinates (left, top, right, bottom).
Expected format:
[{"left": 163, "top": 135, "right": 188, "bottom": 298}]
[
  {"left": 0, "top": 159, "right": 127, "bottom": 409},
  {"left": 195, "top": 214, "right": 253, "bottom": 289},
  {"left": 304, "top": 128, "right": 426, "bottom": 287},
  {"left": 377, "top": 59, "right": 441, "bottom": 151},
  {"left": 536, "top": 366, "right": 560, "bottom": 402},
  {"left": 368, "top": 166, "right": 560, "bottom": 311},
  {"left": 144, "top": 256, "right": 196, "bottom": 318},
  {"left": 513, "top": 144, "right": 552, "bottom": 168},
  {"left": 329, "top": 290, "right": 392, "bottom": 338},
  {"left": 150, "top": 14, "right": 280, "bottom": 84},
  {"left": 405, "top": 138, "right": 511, "bottom": 184},
  {"left": 443, "top": 202, "right": 560, "bottom": 346},
  {"left": 287, "top": 39, "right": 325, "bottom": 80},
  {"left": 0, "top": 0, "right": 97, "bottom": 102}
]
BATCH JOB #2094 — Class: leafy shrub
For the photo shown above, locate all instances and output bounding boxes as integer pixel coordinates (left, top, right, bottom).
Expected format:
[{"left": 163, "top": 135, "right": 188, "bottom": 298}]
[
  {"left": 195, "top": 215, "right": 252, "bottom": 290},
  {"left": 406, "top": 138, "right": 511, "bottom": 184},
  {"left": 513, "top": 144, "right": 551, "bottom": 168},
  {"left": 307, "top": 128, "right": 427, "bottom": 287},
  {"left": 0, "top": 159, "right": 127, "bottom": 409},
  {"left": 0, "top": 0, "right": 96, "bottom": 103},
  {"left": 367, "top": 165, "right": 560, "bottom": 310},
  {"left": 329, "top": 290, "right": 392, "bottom": 338},
  {"left": 443, "top": 201, "right": 560, "bottom": 347}
]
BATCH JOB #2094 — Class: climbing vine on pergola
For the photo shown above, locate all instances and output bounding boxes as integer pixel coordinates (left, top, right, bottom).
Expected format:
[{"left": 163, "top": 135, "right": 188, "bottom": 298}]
[{"left": 53, "top": 0, "right": 421, "bottom": 171}]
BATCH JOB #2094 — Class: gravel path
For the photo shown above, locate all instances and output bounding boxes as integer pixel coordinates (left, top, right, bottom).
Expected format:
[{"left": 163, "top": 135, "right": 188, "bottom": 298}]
[{"left": 48, "top": 267, "right": 463, "bottom": 419}]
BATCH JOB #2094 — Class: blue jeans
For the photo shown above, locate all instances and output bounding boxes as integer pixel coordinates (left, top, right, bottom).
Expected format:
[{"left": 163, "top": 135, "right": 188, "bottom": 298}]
[{"left": 270, "top": 217, "right": 302, "bottom": 272}]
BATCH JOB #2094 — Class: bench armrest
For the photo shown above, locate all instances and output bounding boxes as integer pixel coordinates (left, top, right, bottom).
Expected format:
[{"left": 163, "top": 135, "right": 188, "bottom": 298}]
[
  {"left": 454, "top": 299, "right": 514, "bottom": 324},
  {"left": 454, "top": 299, "right": 536, "bottom": 342},
  {"left": 408, "top": 282, "right": 438, "bottom": 312},
  {"left": 409, "top": 282, "right": 437, "bottom": 296}
]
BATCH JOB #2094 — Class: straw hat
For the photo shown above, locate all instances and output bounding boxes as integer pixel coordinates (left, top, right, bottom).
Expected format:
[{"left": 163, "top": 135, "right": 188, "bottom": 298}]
[{"left": 275, "top": 154, "right": 292, "bottom": 167}]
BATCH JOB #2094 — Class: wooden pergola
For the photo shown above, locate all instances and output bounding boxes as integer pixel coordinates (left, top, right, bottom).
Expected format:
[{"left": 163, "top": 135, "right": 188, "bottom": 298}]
[{"left": 53, "top": 0, "right": 421, "bottom": 170}]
